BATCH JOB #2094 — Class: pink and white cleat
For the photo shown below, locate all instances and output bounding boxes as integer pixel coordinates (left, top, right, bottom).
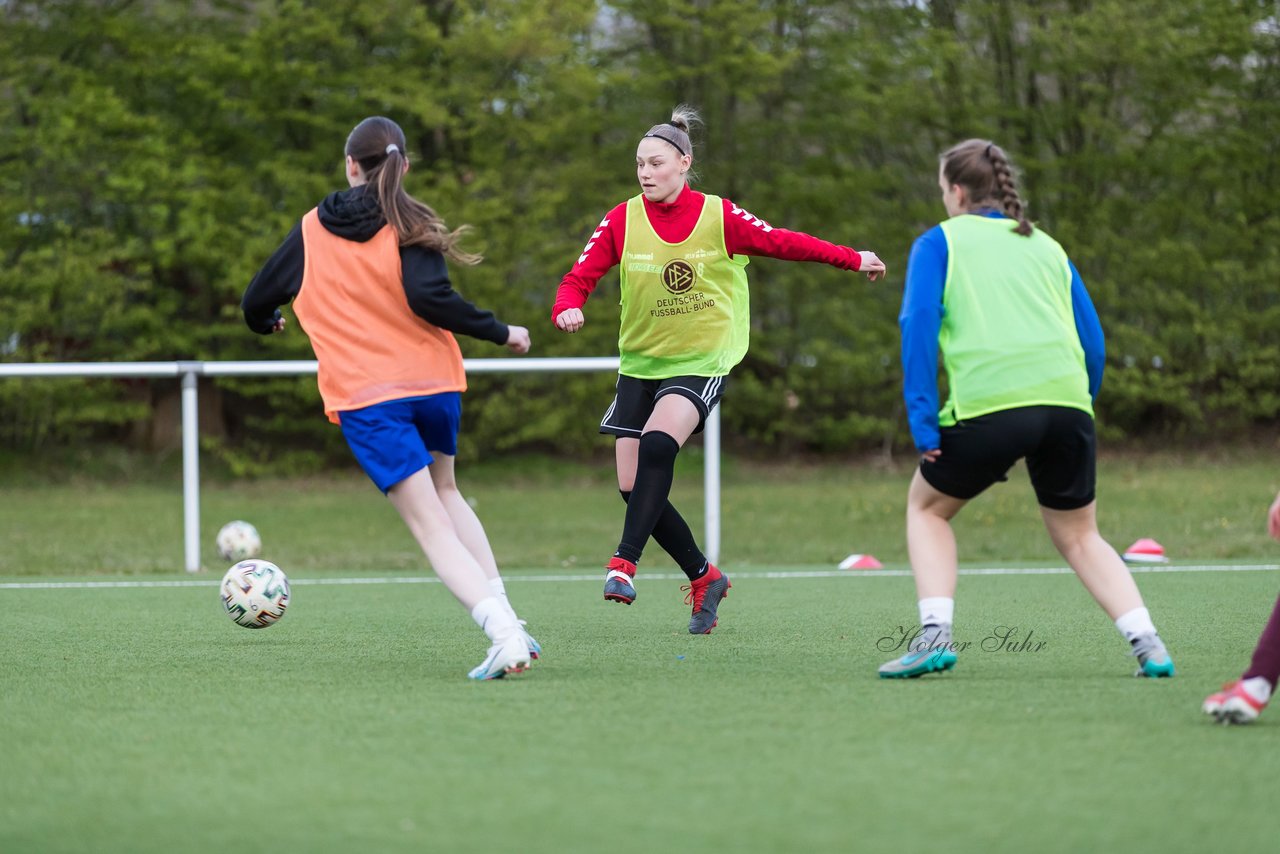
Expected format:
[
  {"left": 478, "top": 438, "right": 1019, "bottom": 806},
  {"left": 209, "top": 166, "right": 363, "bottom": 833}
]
[{"left": 1203, "top": 678, "right": 1271, "bottom": 725}]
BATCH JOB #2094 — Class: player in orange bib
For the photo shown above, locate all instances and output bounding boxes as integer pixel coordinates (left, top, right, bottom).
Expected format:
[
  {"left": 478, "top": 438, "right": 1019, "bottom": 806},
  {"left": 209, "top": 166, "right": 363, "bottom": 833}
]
[
  {"left": 552, "top": 105, "right": 885, "bottom": 634},
  {"left": 243, "top": 116, "right": 538, "bottom": 680}
]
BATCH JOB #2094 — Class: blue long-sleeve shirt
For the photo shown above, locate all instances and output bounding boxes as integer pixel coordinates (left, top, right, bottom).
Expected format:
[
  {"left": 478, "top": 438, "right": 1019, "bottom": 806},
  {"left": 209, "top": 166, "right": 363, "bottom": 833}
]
[{"left": 899, "top": 210, "right": 1105, "bottom": 452}]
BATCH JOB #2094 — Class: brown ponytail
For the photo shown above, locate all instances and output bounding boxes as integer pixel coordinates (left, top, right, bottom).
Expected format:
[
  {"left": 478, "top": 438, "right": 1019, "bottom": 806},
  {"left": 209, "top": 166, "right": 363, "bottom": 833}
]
[
  {"left": 344, "top": 116, "right": 481, "bottom": 265},
  {"left": 940, "top": 139, "right": 1033, "bottom": 236}
]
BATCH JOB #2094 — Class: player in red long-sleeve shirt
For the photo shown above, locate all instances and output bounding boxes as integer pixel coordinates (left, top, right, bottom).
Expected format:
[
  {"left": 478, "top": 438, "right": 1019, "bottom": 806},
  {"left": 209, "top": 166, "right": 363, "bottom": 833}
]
[{"left": 552, "top": 105, "right": 885, "bottom": 634}]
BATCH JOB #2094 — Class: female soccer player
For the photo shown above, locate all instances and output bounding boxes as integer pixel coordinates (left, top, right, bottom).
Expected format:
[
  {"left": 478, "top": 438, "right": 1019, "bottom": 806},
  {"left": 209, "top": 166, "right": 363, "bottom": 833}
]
[
  {"left": 552, "top": 106, "right": 885, "bottom": 634},
  {"left": 243, "top": 116, "right": 538, "bottom": 681},
  {"left": 1202, "top": 490, "right": 1280, "bottom": 723},
  {"left": 880, "top": 138, "right": 1175, "bottom": 679}
]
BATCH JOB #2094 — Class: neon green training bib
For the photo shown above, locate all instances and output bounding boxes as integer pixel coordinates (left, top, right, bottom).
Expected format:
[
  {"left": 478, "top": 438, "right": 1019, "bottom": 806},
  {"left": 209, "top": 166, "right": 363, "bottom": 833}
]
[
  {"left": 617, "top": 193, "right": 750, "bottom": 378},
  {"left": 937, "top": 215, "right": 1093, "bottom": 425}
]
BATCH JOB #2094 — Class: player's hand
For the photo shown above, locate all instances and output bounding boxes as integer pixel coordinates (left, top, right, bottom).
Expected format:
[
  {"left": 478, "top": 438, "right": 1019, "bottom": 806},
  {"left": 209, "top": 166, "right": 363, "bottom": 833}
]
[
  {"left": 920, "top": 449, "right": 941, "bottom": 463},
  {"left": 858, "top": 251, "right": 885, "bottom": 282},
  {"left": 271, "top": 317, "right": 287, "bottom": 333},
  {"left": 505, "top": 325, "right": 531, "bottom": 355},
  {"left": 555, "top": 308, "right": 584, "bottom": 333},
  {"left": 1268, "top": 490, "right": 1280, "bottom": 540}
]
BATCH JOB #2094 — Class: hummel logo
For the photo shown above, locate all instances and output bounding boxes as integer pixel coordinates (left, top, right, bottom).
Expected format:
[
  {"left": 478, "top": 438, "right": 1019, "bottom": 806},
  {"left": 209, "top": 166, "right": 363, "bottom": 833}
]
[
  {"left": 730, "top": 205, "right": 773, "bottom": 233},
  {"left": 577, "top": 218, "right": 610, "bottom": 265}
]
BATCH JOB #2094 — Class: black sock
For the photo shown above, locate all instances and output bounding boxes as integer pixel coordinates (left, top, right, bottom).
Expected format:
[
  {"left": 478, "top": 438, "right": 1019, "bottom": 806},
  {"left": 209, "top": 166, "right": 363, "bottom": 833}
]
[
  {"left": 620, "top": 490, "right": 708, "bottom": 580},
  {"left": 615, "top": 431, "right": 681, "bottom": 565}
]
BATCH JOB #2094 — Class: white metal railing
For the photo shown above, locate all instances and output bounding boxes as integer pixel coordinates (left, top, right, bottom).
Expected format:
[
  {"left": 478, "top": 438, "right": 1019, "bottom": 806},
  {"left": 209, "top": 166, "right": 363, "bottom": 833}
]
[{"left": 0, "top": 359, "right": 721, "bottom": 572}]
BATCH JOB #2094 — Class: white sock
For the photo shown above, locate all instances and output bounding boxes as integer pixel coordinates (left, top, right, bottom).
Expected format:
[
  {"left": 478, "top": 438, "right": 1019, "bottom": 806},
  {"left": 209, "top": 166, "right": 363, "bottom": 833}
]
[
  {"left": 487, "top": 577, "right": 520, "bottom": 620},
  {"left": 470, "top": 596, "right": 518, "bottom": 642},
  {"left": 1242, "top": 677, "right": 1272, "bottom": 703},
  {"left": 488, "top": 576, "right": 507, "bottom": 601},
  {"left": 918, "top": 597, "right": 954, "bottom": 627},
  {"left": 1115, "top": 607, "right": 1157, "bottom": 642}
]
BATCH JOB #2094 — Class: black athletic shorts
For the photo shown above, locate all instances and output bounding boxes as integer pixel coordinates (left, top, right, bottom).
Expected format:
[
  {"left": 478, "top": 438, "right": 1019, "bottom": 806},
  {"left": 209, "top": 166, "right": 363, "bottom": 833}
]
[
  {"left": 599, "top": 374, "right": 727, "bottom": 438},
  {"left": 919, "top": 405, "right": 1097, "bottom": 510}
]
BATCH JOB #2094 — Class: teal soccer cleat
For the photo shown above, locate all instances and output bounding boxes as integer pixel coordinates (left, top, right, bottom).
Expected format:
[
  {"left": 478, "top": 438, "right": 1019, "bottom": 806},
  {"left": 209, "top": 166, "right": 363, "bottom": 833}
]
[
  {"left": 1131, "top": 633, "right": 1175, "bottom": 678},
  {"left": 878, "top": 646, "right": 958, "bottom": 679}
]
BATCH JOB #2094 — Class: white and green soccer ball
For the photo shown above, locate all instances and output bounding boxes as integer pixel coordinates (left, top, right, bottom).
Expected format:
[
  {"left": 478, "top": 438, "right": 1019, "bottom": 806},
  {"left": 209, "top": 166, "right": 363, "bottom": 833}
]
[
  {"left": 215, "top": 520, "right": 261, "bottom": 562},
  {"left": 220, "top": 559, "right": 290, "bottom": 629}
]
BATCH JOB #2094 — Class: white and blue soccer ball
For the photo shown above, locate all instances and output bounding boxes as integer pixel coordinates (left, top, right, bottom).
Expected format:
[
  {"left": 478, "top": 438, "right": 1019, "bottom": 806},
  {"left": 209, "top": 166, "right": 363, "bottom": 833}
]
[
  {"left": 215, "top": 520, "right": 261, "bottom": 562},
  {"left": 220, "top": 559, "right": 290, "bottom": 629}
]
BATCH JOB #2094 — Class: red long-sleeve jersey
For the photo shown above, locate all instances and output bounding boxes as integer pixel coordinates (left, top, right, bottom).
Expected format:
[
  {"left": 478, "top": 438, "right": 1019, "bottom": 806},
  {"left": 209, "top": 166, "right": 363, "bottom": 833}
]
[{"left": 551, "top": 186, "right": 866, "bottom": 320}]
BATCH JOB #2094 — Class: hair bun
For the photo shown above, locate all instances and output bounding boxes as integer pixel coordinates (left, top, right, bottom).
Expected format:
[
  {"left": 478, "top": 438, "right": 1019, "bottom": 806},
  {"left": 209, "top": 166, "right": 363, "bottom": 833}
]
[{"left": 667, "top": 104, "right": 702, "bottom": 136}]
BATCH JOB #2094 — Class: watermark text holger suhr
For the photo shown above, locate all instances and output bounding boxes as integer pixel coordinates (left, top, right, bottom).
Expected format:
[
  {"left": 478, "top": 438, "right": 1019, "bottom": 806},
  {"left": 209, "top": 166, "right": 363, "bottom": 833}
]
[{"left": 877, "top": 625, "right": 1048, "bottom": 654}]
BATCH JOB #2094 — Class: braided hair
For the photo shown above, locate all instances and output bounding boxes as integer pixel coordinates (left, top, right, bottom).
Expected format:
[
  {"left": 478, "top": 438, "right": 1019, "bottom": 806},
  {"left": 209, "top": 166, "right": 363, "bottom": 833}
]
[{"left": 940, "top": 139, "right": 1033, "bottom": 236}]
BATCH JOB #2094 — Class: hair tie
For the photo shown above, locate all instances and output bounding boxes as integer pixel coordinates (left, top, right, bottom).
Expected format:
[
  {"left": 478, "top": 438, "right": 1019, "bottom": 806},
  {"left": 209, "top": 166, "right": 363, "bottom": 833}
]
[{"left": 385, "top": 143, "right": 400, "bottom": 155}]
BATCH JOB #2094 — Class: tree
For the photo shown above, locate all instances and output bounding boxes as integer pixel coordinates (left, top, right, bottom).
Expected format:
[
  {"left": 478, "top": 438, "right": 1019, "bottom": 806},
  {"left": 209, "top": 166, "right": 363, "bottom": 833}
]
[{"left": 1, "top": 0, "right": 1277, "bottom": 464}]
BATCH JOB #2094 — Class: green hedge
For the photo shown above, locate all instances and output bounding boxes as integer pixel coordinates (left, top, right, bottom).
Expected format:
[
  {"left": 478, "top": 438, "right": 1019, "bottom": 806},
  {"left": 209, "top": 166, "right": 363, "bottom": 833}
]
[{"left": 2, "top": 0, "right": 1277, "bottom": 472}]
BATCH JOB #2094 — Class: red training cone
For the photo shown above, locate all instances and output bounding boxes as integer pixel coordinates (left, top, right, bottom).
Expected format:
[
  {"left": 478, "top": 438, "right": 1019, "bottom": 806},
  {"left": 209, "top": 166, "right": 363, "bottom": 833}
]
[
  {"left": 1122, "top": 538, "right": 1169, "bottom": 564},
  {"left": 838, "top": 553, "right": 884, "bottom": 570}
]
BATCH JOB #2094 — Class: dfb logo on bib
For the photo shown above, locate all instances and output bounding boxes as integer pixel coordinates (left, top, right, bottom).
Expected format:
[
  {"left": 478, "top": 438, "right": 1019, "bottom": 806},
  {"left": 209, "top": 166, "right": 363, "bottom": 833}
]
[{"left": 661, "top": 259, "right": 696, "bottom": 294}]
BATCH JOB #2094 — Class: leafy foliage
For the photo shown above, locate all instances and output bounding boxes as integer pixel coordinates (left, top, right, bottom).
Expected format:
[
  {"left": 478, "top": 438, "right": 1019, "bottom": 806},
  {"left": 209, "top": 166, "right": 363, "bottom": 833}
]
[{"left": 2, "top": 0, "right": 1277, "bottom": 468}]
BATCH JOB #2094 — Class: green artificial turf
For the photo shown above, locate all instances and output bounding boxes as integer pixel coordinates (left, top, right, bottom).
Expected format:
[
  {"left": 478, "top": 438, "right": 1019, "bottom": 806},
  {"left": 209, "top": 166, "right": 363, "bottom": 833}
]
[
  {"left": 2, "top": 569, "right": 1278, "bottom": 853},
  {"left": 3, "top": 450, "right": 1279, "bottom": 851}
]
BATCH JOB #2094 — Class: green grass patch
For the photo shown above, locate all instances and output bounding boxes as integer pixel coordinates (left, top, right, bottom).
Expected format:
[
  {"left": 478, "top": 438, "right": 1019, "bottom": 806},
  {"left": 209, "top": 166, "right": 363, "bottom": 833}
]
[
  {"left": 2, "top": 570, "right": 1278, "bottom": 853},
  {"left": 1, "top": 451, "right": 1278, "bottom": 575}
]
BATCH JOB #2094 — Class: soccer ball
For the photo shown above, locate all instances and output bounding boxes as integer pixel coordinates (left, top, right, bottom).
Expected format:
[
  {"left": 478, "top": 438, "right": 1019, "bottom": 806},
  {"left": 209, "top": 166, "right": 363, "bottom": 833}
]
[
  {"left": 220, "top": 559, "right": 290, "bottom": 629},
  {"left": 216, "top": 520, "right": 261, "bottom": 561}
]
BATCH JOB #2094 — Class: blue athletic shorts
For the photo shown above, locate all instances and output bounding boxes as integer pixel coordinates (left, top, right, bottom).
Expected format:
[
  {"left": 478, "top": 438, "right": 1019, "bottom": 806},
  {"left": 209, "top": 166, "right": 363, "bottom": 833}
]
[{"left": 337, "top": 393, "right": 461, "bottom": 493}]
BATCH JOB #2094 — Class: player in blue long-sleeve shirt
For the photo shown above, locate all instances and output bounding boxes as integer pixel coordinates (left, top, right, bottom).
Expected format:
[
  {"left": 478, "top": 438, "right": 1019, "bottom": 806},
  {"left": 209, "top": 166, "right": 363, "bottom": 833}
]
[
  {"left": 878, "top": 138, "right": 1175, "bottom": 681},
  {"left": 899, "top": 209, "right": 1105, "bottom": 452}
]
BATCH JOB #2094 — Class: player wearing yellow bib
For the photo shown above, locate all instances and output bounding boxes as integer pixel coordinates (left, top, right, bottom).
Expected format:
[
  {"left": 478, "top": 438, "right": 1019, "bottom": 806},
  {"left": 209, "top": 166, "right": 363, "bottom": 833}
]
[
  {"left": 553, "top": 106, "right": 885, "bottom": 634},
  {"left": 879, "top": 139, "right": 1175, "bottom": 679}
]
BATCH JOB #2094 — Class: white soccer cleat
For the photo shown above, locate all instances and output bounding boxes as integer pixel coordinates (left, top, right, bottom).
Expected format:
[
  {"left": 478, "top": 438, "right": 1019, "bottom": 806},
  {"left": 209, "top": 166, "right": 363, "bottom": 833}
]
[
  {"left": 517, "top": 620, "right": 542, "bottom": 661},
  {"left": 467, "top": 632, "right": 532, "bottom": 681}
]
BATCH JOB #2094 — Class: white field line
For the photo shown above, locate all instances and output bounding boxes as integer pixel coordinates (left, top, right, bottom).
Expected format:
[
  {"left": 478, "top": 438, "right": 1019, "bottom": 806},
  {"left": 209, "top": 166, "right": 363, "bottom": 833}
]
[{"left": 1, "top": 563, "right": 1277, "bottom": 590}]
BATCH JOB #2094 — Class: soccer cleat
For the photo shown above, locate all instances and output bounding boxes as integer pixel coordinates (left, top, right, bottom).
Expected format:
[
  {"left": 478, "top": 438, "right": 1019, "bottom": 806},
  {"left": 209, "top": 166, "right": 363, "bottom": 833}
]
[
  {"left": 1130, "top": 632, "right": 1176, "bottom": 678},
  {"left": 603, "top": 557, "right": 638, "bottom": 605},
  {"left": 1203, "top": 679, "right": 1270, "bottom": 725},
  {"left": 467, "top": 632, "right": 532, "bottom": 681},
  {"left": 878, "top": 646, "right": 958, "bottom": 678},
  {"left": 517, "top": 620, "right": 542, "bottom": 661},
  {"left": 683, "top": 564, "right": 731, "bottom": 634}
]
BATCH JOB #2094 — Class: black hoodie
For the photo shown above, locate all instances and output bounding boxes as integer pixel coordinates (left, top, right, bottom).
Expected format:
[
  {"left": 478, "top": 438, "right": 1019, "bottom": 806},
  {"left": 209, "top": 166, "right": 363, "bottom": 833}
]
[{"left": 241, "top": 186, "right": 508, "bottom": 346}]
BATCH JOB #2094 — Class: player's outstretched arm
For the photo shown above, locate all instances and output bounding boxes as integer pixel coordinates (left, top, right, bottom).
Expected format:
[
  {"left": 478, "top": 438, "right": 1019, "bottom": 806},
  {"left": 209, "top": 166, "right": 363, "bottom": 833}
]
[
  {"left": 721, "top": 198, "right": 885, "bottom": 280},
  {"left": 243, "top": 222, "right": 304, "bottom": 334},
  {"left": 555, "top": 308, "right": 585, "bottom": 333},
  {"left": 858, "top": 251, "right": 886, "bottom": 281},
  {"left": 1268, "top": 490, "right": 1280, "bottom": 541},
  {"left": 505, "top": 325, "right": 531, "bottom": 354}
]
